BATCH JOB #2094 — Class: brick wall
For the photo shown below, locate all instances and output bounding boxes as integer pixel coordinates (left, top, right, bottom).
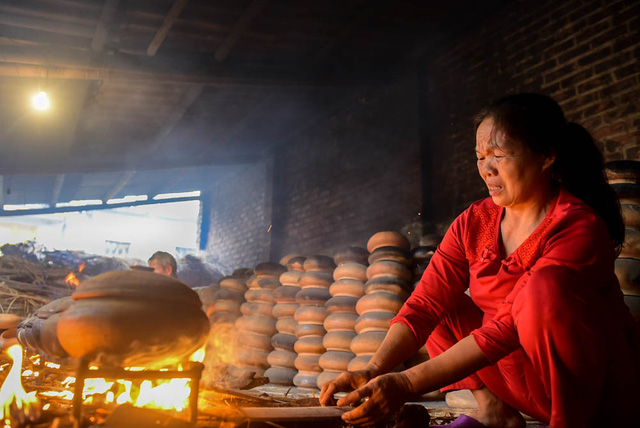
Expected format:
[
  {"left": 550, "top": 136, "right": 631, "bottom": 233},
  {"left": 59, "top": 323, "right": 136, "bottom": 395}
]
[
  {"left": 270, "top": 80, "right": 422, "bottom": 259},
  {"left": 204, "top": 161, "right": 273, "bottom": 270},
  {"left": 424, "top": 0, "right": 640, "bottom": 224}
]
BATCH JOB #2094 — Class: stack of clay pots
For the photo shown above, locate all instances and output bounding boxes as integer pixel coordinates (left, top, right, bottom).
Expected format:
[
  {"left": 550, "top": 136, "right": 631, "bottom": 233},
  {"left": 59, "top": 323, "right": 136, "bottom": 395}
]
[
  {"left": 233, "top": 262, "right": 286, "bottom": 376},
  {"left": 350, "top": 232, "right": 413, "bottom": 371},
  {"left": 317, "top": 247, "right": 369, "bottom": 388},
  {"left": 606, "top": 160, "right": 640, "bottom": 322},
  {"left": 210, "top": 271, "right": 249, "bottom": 325},
  {"left": 264, "top": 255, "right": 306, "bottom": 385},
  {"left": 293, "top": 255, "right": 335, "bottom": 389}
]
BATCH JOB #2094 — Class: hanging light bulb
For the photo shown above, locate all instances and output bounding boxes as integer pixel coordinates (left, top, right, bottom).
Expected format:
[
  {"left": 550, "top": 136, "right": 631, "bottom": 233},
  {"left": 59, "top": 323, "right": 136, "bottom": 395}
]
[{"left": 32, "top": 91, "right": 50, "bottom": 111}]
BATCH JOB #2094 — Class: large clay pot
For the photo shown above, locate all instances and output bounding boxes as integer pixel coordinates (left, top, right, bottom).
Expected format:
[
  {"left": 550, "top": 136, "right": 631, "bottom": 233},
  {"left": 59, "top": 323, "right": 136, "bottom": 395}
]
[
  {"left": 367, "top": 231, "right": 410, "bottom": 253},
  {"left": 334, "top": 247, "right": 369, "bottom": 266},
  {"left": 605, "top": 160, "right": 640, "bottom": 184},
  {"left": 57, "top": 270, "right": 210, "bottom": 367}
]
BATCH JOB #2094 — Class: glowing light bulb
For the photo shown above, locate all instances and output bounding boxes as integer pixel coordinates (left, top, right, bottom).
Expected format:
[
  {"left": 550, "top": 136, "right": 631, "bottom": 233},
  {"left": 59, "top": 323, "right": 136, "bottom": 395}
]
[{"left": 32, "top": 91, "right": 50, "bottom": 111}]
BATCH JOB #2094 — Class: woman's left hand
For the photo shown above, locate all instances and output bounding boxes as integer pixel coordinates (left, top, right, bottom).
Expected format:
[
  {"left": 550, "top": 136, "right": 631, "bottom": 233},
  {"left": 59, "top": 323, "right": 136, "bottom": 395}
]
[{"left": 337, "top": 372, "right": 414, "bottom": 426}]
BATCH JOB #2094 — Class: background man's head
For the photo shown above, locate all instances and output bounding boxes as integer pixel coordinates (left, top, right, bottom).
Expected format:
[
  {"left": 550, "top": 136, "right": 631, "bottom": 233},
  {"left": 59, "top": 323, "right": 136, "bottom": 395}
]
[{"left": 148, "top": 251, "right": 178, "bottom": 277}]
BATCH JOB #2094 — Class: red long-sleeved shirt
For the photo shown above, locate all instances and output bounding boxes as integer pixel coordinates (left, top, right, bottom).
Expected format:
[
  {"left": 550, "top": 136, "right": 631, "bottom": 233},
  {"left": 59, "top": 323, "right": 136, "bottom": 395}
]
[{"left": 392, "top": 188, "right": 628, "bottom": 363}]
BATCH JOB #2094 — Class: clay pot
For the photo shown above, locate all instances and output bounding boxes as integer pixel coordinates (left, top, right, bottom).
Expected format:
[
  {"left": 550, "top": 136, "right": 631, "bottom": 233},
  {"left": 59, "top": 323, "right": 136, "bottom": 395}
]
[
  {"left": 615, "top": 257, "right": 640, "bottom": 296},
  {"left": 330, "top": 279, "right": 365, "bottom": 298},
  {"left": 367, "top": 231, "right": 410, "bottom": 253},
  {"left": 295, "top": 323, "right": 326, "bottom": 338},
  {"left": 621, "top": 204, "right": 640, "bottom": 228},
  {"left": 0, "top": 328, "right": 19, "bottom": 351},
  {"left": 271, "top": 333, "right": 297, "bottom": 350},
  {"left": 623, "top": 294, "right": 640, "bottom": 324},
  {"left": 366, "top": 261, "right": 413, "bottom": 283},
  {"left": 351, "top": 331, "right": 387, "bottom": 355},
  {"left": 215, "top": 288, "right": 245, "bottom": 301},
  {"left": 325, "top": 296, "right": 359, "bottom": 314},
  {"left": 57, "top": 271, "right": 209, "bottom": 367},
  {"left": 356, "top": 292, "right": 405, "bottom": 315},
  {"left": 279, "top": 271, "right": 303, "bottom": 286},
  {"left": 293, "top": 372, "right": 319, "bottom": 389},
  {"left": 276, "top": 318, "right": 297, "bottom": 335},
  {"left": 294, "top": 306, "right": 326, "bottom": 324},
  {"left": 621, "top": 228, "right": 640, "bottom": 259},
  {"left": 0, "top": 314, "right": 21, "bottom": 331},
  {"left": 368, "top": 246, "right": 411, "bottom": 266},
  {"left": 355, "top": 312, "right": 395, "bottom": 334},
  {"left": 364, "top": 276, "right": 411, "bottom": 299},
  {"left": 333, "top": 263, "right": 368, "bottom": 282},
  {"left": 348, "top": 355, "right": 372, "bottom": 371},
  {"left": 294, "top": 354, "right": 321, "bottom": 372},
  {"left": 273, "top": 286, "right": 300, "bottom": 303},
  {"left": 236, "top": 347, "right": 271, "bottom": 369},
  {"left": 285, "top": 256, "right": 307, "bottom": 272},
  {"left": 254, "top": 262, "right": 287, "bottom": 278},
  {"left": 264, "top": 366, "right": 298, "bottom": 385},
  {"left": 236, "top": 315, "right": 277, "bottom": 336},
  {"left": 267, "top": 349, "right": 297, "bottom": 368},
  {"left": 241, "top": 302, "right": 274, "bottom": 317},
  {"left": 324, "top": 313, "right": 358, "bottom": 331},
  {"left": 334, "top": 247, "right": 369, "bottom": 266},
  {"left": 294, "top": 336, "right": 325, "bottom": 354},
  {"left": 243, "top": 331, "right": 274, "bottom": 350},
  {"left": 272, "top": 303, "right": 298, "bottom": 319},
  {"left": 323, "top": 331, "right": 356, "bottom": 351},
  {"left": 295, "top": 288, "right": 331, "bottom": 305},
  {"left": 299, "top": 271, "right": 334, "bottom": 288},
  {"left": 213, "top": 299, "right": 242, "bottom": 314},
  {"left": 303, "top": 256, "right": 336, "bottom": 272},
  {"left": 279, "top": 254, "right": 304, "bottom": 267},
  {"left": 605, "top": 160, "right": 640, "bottom": 184},
  {"left": 257, "top": 277, "right": 281, "bottom": 291},
  {"left": 319, "top": 350, "right": 354, "bottom": 371},
  {"left": 317, "top": 371, "right": 341, "bottom": 389}
]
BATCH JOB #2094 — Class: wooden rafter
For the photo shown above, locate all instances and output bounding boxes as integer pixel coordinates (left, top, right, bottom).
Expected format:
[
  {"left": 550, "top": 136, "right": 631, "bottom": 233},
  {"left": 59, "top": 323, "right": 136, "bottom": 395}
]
[
  {"left": 91, "top": 0, "right": 119, "bottom": 53},
  {"left": 214, "top": 0, "right": 269, "bottom": 63},
  {"left": 147, "top": 0, "right": 190, "bottom": 57},
  {"left": 50, "top": 174, "right": 65, "bottom": 206}
]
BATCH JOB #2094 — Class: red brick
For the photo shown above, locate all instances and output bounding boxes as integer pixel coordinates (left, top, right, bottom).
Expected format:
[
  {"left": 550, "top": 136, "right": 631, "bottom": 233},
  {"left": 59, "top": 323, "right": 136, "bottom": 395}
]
[
  {"left": 560, "top": 68, "right": 595, "bottom": 88},
  {"left": 578, "top": 74, "right": 614, "bottom": 93},
  {"left": 594, "top": 52, "right": 632, "bottom": 75},
  {"left": 578, "top": 46, "right": 613, "bottom": 66},
  {"left": 557, "top": 43, "right": 592, "bottom": 63},
  {"left": 615, "top": 63, "right": 640, "bottom": 80},
  {"left": 599, "top": 76, "right": 638, "bottom": 97}
]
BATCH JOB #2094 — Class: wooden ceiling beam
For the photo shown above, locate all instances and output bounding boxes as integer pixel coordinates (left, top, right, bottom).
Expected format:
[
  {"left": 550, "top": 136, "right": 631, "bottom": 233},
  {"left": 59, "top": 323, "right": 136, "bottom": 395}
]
[
  {"left": 147, "top": 0, "right": 190, "bottom": 57},
  {"left": 92, "top": 0, "right": 119, "bottom": 52},
  {"left": 50, "top": 174, "right": 65, "bottom": 206},
  {"left": 214, "top": 0, "right": 269, "bottom": 63},
  {"left": 0, "top": 12, "right": 95, "bottom": 38}
]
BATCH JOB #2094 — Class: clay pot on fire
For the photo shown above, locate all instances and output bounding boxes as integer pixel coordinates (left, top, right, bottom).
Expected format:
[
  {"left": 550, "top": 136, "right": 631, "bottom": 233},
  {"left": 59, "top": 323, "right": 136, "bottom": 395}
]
[{"left": 56, "top": 270, "right": 210, "bottom": 367}]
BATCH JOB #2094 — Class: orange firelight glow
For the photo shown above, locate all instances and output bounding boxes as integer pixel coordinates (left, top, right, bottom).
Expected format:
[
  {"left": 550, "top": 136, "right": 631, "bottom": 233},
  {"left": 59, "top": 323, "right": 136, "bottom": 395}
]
[
  {"left": 64, "top": 272, "right": 80, "bottom": 287},
  {"left": 0, "top": 345, "right": 40, "bottom": 427}
]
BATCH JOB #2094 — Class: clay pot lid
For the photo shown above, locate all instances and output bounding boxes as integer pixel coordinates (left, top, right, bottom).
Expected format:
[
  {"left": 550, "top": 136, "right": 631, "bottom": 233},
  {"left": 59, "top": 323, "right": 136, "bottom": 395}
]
[
  {"left": 254, "top": 262, "right": 287, "bottom": 278},
  {"left": 367, "top": 231, "right": 410, "bottom": 253},
  {"left": 334, "top": 247, "right": 369, "bottom": 266},
  {"left": 279, "top": 253, "right": 304, "bottom": 266},
  {"left": 35, "top": 296, "right": 74, "bottom": 319},
  {"left": 0, "top": 313, "right": 22, "bottom": 330},
  {"left": 286, "top": 256, "right": 307, "bottom": 272},
  {"left": 368, "top": 246, "right": 411, "bottom": 265},
  {"left": 419, "top": 234, "right": 443, "bottom": 248},
  {"left": 232, "top": 268, "right": 253, "bottom": 280},
  {"left": 280, "top": 270, "right": 303, "bottom": 285},
  {"left": 71, "top": 270, "right": 201, "bottom": 306},
  {"left": 605, "top": 160, "right": 640, "bottom": 183}
]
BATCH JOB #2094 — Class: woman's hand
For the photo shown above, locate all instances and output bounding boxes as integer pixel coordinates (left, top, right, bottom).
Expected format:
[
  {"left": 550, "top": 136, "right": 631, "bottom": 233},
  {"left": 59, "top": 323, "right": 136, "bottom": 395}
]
[
  {"left": 319, "top": 369, "right": 376, "bottom": 406},
  {"left": 337, "top": 372, "right": 414, "bottom": 426}
]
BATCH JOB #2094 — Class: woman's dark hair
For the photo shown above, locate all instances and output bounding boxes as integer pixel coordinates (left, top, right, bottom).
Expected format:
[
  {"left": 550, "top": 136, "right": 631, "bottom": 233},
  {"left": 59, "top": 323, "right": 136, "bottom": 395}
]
[{"left": 474, "top": 93, "right": 624, "bottom": 251}]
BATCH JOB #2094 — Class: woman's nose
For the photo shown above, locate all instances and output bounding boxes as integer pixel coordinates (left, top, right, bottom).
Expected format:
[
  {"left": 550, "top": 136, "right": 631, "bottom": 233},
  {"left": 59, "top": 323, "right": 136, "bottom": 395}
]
[{"left": 480, "top": 157, "right": 496, "bottom": 176}]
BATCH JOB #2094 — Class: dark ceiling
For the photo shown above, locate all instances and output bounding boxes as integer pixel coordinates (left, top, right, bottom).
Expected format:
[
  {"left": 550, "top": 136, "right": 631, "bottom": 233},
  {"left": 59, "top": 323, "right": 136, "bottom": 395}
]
[{"left": 0, "top": 0, "right": 508, "bottom": 211}]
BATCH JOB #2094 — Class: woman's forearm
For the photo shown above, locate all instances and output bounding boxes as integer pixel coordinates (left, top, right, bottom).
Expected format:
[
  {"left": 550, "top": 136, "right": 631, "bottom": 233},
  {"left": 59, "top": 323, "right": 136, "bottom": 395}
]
[
  {"left": 365, "top": 322, "right": 420, "bottom": 376},
  {"left": 403, "top": 335, "right": 490, "bottom": 395}
]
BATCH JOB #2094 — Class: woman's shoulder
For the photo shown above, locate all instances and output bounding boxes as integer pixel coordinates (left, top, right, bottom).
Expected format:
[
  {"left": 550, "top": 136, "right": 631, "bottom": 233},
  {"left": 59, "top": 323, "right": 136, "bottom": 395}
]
[{"left": 552, "top": 188, "right": 601, "bottom": 225}]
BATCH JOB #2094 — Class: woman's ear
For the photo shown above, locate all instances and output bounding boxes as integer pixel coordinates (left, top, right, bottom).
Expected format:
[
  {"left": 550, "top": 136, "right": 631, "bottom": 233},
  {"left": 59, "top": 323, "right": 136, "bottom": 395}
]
[{"left": 543, "top": 152, "right": 557, "bottom": 171}]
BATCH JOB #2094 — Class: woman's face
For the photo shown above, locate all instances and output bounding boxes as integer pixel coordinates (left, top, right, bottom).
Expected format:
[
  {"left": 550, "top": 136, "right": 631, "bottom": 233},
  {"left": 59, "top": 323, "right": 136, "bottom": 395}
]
[{"left": 475, "top": 117, "right": 553, "bottom": 209}]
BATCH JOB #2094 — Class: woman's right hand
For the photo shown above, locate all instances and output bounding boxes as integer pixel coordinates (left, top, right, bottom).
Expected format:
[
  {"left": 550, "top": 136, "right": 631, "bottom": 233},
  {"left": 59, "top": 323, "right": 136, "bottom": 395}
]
[{"left": 319, "top": 368, "right": 377, "bottom": 406}]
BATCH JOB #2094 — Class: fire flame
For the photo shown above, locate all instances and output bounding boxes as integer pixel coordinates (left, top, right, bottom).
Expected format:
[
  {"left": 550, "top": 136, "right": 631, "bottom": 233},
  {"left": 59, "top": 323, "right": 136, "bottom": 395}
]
[
  {"left": 65, "top": 272, "right": 79, "bottom": 287},
  {"left": 0, "top": 345, "right": 40, "bottom": 426},
  {"left": 78, "top": 262, "right": 85, "bottom": 273},
  {"left": 36, "top": 347, "right": 206, "bottom": 414}
]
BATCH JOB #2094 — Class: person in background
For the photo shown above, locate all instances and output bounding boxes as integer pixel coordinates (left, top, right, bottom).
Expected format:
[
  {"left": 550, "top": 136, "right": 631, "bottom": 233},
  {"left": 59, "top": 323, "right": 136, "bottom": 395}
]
[
  {"left": 320, "top": 93, "right": 640, "bottom": 427},
  {"left": 148, "top": 251, "right": 178, "bottom": 278}
]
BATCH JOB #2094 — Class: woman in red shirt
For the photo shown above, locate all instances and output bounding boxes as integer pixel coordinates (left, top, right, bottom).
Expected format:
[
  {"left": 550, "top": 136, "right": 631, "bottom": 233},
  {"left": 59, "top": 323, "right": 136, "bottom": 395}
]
[{"left": 320, "top": 94, "right": 640, "bottom": 427}]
